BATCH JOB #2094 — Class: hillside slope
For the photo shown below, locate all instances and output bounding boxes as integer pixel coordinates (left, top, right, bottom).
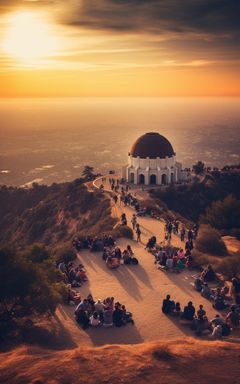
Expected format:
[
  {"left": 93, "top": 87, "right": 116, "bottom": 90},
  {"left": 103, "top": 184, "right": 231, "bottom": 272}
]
[
  {"left": 0, "top": 339, "right": 239, "bottom": 384},
  {"left": 0, "top": 179, "right": 115, "bottom": 248}
]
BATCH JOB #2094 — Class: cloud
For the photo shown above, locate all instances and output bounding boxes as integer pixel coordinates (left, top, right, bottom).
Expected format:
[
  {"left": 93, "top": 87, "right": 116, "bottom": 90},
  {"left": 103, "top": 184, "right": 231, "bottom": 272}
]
[{"left": 65, "top": 0, "right": 240, "bottom": 36}]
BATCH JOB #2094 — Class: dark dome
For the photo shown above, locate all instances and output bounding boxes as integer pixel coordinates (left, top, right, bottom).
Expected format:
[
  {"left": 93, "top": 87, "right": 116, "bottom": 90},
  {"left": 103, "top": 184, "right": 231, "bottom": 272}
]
[{"left": 130, "top": 132, "right": 175, "bottom": 159}]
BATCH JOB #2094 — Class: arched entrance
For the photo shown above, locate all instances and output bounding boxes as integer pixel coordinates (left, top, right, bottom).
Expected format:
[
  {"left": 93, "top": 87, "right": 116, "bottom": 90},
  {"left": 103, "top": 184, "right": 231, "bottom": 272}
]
[
  {"left": 130, "top": 173, "right": 134, "bottom": 183},
  {"left": 171, "top": 173, "right": 174, "bottom": 183},
  {"left": 139, "top": 174, "right": 145, "bottom": 184},
  {"left": 150, "top": 174, "right": 157, "bottom": 185},
  {"left": 161, "top": 174, "right": 167, "bottom": 185}
]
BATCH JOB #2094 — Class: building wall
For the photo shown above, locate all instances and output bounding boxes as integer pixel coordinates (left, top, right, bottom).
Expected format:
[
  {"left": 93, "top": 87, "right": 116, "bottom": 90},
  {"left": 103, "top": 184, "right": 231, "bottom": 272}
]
[{"left": 124, "top": 154, "right": 183, "bottom": 185}]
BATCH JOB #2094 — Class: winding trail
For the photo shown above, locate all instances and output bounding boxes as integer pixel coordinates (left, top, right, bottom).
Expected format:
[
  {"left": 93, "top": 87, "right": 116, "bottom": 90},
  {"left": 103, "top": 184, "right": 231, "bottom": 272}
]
[{"left": 56, "top": 177, "right": 226, "bottom": 347}]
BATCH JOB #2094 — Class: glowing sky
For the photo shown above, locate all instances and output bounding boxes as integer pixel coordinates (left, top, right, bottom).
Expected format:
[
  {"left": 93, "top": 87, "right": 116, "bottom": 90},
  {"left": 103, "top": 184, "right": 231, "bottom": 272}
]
[{"left": 0, "top": 0, "right": 239, "bottom": 97}]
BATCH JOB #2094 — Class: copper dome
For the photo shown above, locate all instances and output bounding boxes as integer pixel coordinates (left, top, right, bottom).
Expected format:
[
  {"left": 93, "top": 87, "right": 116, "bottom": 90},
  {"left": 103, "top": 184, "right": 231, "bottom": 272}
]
[{"left": 130, "top": 132, "right": 175, "bottom": 159}]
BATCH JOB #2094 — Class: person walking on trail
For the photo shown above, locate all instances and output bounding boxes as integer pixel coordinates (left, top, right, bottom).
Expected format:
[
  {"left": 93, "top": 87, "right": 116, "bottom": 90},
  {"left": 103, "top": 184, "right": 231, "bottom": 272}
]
[
  {"left": 136, "top": 223, "right": 141, "bottom": 242},
  {"left": 131, "top": 214, "right": 137, "bottom": 230}
]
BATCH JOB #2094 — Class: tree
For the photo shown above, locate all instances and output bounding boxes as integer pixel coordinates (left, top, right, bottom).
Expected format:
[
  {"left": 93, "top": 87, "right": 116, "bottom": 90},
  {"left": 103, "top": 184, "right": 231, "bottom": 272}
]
[
  {"left": 192, "top": 161, "right": 205, "bottom": 175},
  {"left": 0, "top": 246, "right": 66, "bottom": 320},
  {"left": 200, "top": 194, "right": 240, "bottom": 232},
  {"left": 82, "top": 165, "right": 95, "bottom": 181}
]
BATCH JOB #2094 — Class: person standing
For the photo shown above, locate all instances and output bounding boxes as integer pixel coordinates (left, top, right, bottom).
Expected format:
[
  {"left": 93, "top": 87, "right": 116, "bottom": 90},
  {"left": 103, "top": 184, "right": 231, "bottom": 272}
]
[
  {"left": 131, "top": 214, "right": 137, "bottom": 230},
  {"left": 136, "top": 223, "right": 141, "bottom": 242}
]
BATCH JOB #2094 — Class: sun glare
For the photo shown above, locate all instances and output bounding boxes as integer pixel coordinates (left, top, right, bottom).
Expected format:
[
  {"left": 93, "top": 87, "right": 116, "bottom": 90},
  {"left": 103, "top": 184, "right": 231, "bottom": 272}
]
[{"left": 3, "top": 11, "right": 58, "bottom": 63}]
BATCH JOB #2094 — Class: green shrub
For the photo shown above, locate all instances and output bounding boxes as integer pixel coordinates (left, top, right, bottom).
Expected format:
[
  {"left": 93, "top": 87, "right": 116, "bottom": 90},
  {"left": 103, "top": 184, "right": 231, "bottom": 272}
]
[
  {"left": 0, "top": 246, "right": 65, "bottom": 320},
  {"left": 201, "top": 194, "right": 240, "bottom": 232},
  {"left": 195, "top": 224, "right": 227, "bottom": 256}
]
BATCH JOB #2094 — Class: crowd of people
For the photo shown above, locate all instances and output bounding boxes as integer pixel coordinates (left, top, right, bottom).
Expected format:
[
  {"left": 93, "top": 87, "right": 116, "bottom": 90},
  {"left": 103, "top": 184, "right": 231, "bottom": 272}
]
[
  {"left": 58, "top": 260, "right": 88, "bottom": 288},
  {"left": 145, "top": 238, "right": 195, "bottom": 273},
  {"left": 72, "top": 234, "right": 115, "bottom": 252},
  {"left": 194, "top": 270, "right": 240, "bottom": 311},
  {"left": 102, "top": 244, "right": 139, "bottom": 268},
  {"left": 74, "top": 295, "right": 134, "bottom": 329},
  {"left": 161, "top": 294, "right": 239, "bottom": 338}
]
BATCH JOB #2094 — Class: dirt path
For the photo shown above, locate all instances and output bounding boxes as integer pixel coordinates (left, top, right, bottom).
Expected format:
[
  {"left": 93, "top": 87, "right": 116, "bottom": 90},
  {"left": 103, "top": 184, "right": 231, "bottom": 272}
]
[{"left": 56, "top": 177, "right": 227, "bottom": 347}]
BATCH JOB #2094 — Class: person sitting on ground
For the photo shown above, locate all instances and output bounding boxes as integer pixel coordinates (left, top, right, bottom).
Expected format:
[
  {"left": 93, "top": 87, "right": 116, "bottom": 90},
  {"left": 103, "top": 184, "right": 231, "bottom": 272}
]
[
  {"left": 127, "top": 245, "right": 134, "bottom": 256},
  {"left": 172, "top": 253, "right": 179, "bottom": 270},
  {"left": 76, "top": 298, "right": 88, "bottom": 312},
  {"left": 155, "top": 247, "right": 164, "bottom": 264},
  {"left": 94, "top": 299, "right": 105, "bottom": 314},
  {"left": 183, "top": 301, "right": 195, "bottom": 321},
  {"left": 194, "top": 277, "right": 203, "bottom": 292},
  {"left": 171, "top": 302, "right": 182, "bottom": 316},
  {"left": 122, "top": 305, "right": 134, "bottom": 325},
  {"left": 103, "top": 307, "right": 113, "bottom": 327},
  {"left": 90, "top": 311, "right": 101, "bottom": 327},
  {"left": 186, "top": 254, "right": 194, "bottom": 269},
  {"left": 106, "top": 255, "right": 120, "bottom": 269},
  {"left": 67, "top": 285, "right": 81, "bottom": 305},
  {"left": 162, "top": 294, "right": 174, "bottom": 314},
  {"left": 176, "top": 258, "right": 185, "bottom": 273},
  {"left": 114, "top": 247, "right": 122, "bottom": 260},
  {"left": 177, "top": 248, "right": 185, "bottom": 259},
  {"left": 104, "top": 296, "right": 114, "bottom": 310},
  {"left": 195, "top": 304, "right": 207, "bottom": 336},
  {"left": 75, "top": 307, "right": 90, "bottom": 329},
  {"left": 201, "top": 282, "right": 212, "bottom": 299},
  {"left": 211, "top": 324, "right": 222, "bottom": 340},
  {"left": 113, "top": 303, "right": 124, "bottom": 327},
  {"left": 166, "top": 256, "right": 173, "bottom": 271},
  {"left": 210, "top": 314, "right": 225, "bottom": 328},
  {"left": 213, "top": 287, "right": 227, "bottom": 310},
  {"left": 201, "top": 264, "right": 215, "bottom": 282},
  {"left": 58, "top": 261, "right": 67, "bottom": 274},
  {"left": 122, "top": 249, "right": 131, "bottom": 264},
  {"left": 160, "top": 252, "right": 167, "bottom": 267},
  {"left": 76, "top": 267, "right": 88, "bottom": 282},
  {"left": 226, "top": 305, "right": 240, "bottom": 328}
]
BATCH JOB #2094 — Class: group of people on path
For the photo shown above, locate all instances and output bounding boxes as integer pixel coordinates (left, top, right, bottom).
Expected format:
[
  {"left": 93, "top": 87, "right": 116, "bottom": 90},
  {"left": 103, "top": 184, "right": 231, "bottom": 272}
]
[
  {"left": 162, "top": 294, "right": 239, "bottom": 338},
  {"left": 102, "top": 244, "right": 139, "bottom": 269},
  {"left": 58, "top": 260, "right": 88, "bottom": 288},
  {"left": 75, "top": 295, "right": 134, "bottom": 329},
  {"left": 72, "top": 234, "right": 115, "bottom": 252}
]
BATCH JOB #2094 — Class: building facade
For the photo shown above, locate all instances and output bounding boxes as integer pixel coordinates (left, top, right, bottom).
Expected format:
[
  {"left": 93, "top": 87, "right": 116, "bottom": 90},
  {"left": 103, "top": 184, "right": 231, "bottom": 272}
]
[{"left": 122, "top": 132, "right": 189, "bottom": 185}]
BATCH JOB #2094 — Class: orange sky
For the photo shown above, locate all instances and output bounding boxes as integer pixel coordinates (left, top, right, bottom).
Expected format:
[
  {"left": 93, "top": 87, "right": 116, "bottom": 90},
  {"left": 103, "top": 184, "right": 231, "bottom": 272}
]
[{"left": 0, "top": 1, "right": 239, "bottom": 97}]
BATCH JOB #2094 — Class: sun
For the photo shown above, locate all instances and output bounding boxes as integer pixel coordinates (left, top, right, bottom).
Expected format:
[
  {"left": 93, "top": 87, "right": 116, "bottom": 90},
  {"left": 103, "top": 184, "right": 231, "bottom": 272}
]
[{"left": 3, "top": 11, "right": 58, "bottom": 62}]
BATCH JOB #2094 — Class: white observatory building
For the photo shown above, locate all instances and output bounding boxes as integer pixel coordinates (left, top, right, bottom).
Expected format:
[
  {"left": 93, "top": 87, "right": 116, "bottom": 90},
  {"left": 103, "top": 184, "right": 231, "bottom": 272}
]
[{"left": 122, "top": 132, "right": 189, "bottom": 185}]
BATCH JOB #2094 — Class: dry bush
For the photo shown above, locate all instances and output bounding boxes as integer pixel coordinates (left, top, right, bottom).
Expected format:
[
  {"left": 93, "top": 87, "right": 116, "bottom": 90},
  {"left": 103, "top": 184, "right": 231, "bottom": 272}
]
[
  {"left": 113, "top": 224, "right": 133, "bottom": 239},
  {"left": 192, "top": 249, "right": 218, "bottom": 269},
  {"left": 217, "top": 254, "right": 240, "bottom": 279},
  {"left": 195, "top": 225, "right": 227, "bottom": 256}
]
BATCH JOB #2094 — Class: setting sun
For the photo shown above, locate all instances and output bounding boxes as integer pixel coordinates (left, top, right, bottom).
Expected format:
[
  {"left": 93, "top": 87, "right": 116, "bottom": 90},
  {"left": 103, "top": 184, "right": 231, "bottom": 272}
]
[{"left": 3, "top": 11, "right": 58, "bottom": 62}]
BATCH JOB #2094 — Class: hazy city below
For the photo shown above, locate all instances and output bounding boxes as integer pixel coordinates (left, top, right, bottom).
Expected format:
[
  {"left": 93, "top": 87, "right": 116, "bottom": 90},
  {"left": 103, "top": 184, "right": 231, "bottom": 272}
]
[{"left": 0, "top": 97, "right": 239, "bottom": 186}]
